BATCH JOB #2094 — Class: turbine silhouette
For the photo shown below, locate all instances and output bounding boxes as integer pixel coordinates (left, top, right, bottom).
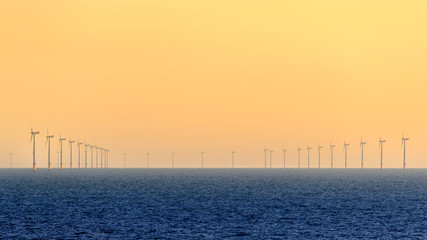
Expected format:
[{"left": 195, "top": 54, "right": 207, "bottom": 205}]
[
  {"left": 329, "top": 142, "right": 335, "bottom": 168},
  {"left": 69, "top": 139, "right": 75, "bottom": 169},
  {"left": 307, "top": 145, "right": 312, "bottom": 168},
  {"left": 30, "top": 129, "right": 40, "bottom": 172},
  {"left": 45, "top": 130, "right": 54, "bottom": 171},
  {"left": 77, "top": 141, "right": 83, "bottom": 169},
  {"left": 402, "top": 135, "right": 409, "bottom": 170},
  {"left": 360, "top": 138, "right": 367, "bottom": 169},
  {"left": 379, "top": 138, "right": 386, "bottom": 170},
  {"left": 317, "top": 145, "right": 323, "bottom": 169},
  {"left": 343, "top": 141, "right": 350, "bottom": 169},
  {"left": 297, "top": 146, "right": 302, "bottom": 169},
  {"left": 282, "top": 148, "right": 287, "bottom": 168},
  {"left": 58, "top": 134, "right": 66, "bottom": 170}
]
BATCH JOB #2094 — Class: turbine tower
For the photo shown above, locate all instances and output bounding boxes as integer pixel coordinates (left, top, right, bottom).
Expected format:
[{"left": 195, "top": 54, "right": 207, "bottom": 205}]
[
  {"left": 69, "top": 139, "right": 75, "bottom": 169},
  {"left": 269, "top": 149, "right": 273, "bottom": 168},
  {"left": 232, "top": 151, "right": 235, "bottom": 168},
  {"left": 172, "top": 152, "right": 175, "bottom": 168},
  {"left": 282, "top": 148, "right": 287, "bottom": 168},
  {"left": 264, "top": 148, "right": 268, "bottom": 168},
  {"left": 84, "top": 143, "right": 89, "bottom": 168},
  {"left": 344, "top": 141, "right": 349, "bottom": 169},
  {"left": 297, "top": 147, "right": 302, "bottom": 168},
  {"left": 201, "top": 151, "right": 205, "bottom": 168},
  {"left": 100, "top": 148, "right": 103, "bottom": 168},
  {"left": 90, "top": 145, "right": 95, "bottom": 168},
  {"left": 402, "top": 136, "right": 409, "bottom": 170},
  {"left": 360, "top": 138, "right": 367, "bottom": 169},
  {"left": 147, "top": 152, "right": 150, "bottom": 168},
  {"left": 307, "top": 145, "right": 312, "bottom": 168},
  {"left": 317, "top": 145, "right": 323, "bottom": 168},
  {"left": 77, "top": 141, "right": 83, "bottom": 169},
  {"left": 30, "top": 129, "right": 40, "bottom": 172},
  {"left": 45, "top": 130, "right": 54, "bottom": 171},
  {"left": 58, "top": 135, "right": 66, "bottom": 170},
  {"left": 330, "top": 143, "right": 335, "bottom": 168},
  {"left": 95, "top": 146, "right": 99, "bottom": 168},
  {"left": 379, "top": 138, "right": 386, "bottom": 170},
  {"left": 105, "top": 149, "right": 109, "bottom": 168}
]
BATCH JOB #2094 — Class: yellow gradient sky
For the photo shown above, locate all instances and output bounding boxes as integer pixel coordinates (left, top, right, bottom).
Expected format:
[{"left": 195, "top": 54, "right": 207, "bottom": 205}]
[{"left": 1, "top": 1, "right": 427, "bottom": 168}]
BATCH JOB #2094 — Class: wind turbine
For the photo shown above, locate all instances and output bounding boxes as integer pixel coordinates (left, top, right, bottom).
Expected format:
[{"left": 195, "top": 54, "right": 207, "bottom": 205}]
[
  {"left": 317, "top": 145, "right": 323, "bottom": 168},
  {"left": 282, "top": 148, "right": 287, "bottom": 168},
  {"left": 307, "top": 145, "right": 312, "bottom": 168},
  {"left": 330, "top": 142, "right": 335, "bottom": 168},
  {"left": 45, "top": 130, "right": 54, "bottom": 171},
  {"left": 232, "top": 151, "right": 235, "bottom": 168},
  {"left": 105, "top": 149, "right": 109, "bottom": 168},
  {"left": 360, "top": 138, "right": 367, "bottom": 169},
  {"left": 344, "top": 141, "right": 349, "bottom": 169},
  {"left": 201, "top": 151, "right": 205, "bottom": 168},
  {"left": 30, "top": 129, "right": 40, "bottom": 172},
  {"left": 84, "top": 143, "right": 89, "bottom": 168},
  {"left": 77, "top": 141, "right": 83, "bottom": 169},
  {"left": 69, "top": 139, "right": 75, "bottom": 169},
  {"left": 297, "top": 146, "right": 302, "bottom": 169},
  {"left": 100, "top": 148, "right": 103, "bottom": 168},
  {"left": 402, "top": 135, "right": 409, "bottom": 170},
  {"left": 264, "top": 148, "right": 268, "bottom": 168},
  {"left": 123, "top": 153, "right": 126, "bottom": 168},
  {"left": 90, "top": 145, "right": 95, "bottom": 168},
  {"left": 172, "top": 152, "right": 175, "bottom": 168},
  {"left": 379, "top": 138, "right": 386, "bottom": 170},
  {"left": 269, "top": 149, "right": 273, "bottom": 168},
  {"left": 58, "top": 134, "right": 66, "bottom": 170},
  {"left": 95, "top": 146, "right": 99, "bottom": 168},
  {"left": 147, "top": 152, "right": 150, "bottom": 168}
]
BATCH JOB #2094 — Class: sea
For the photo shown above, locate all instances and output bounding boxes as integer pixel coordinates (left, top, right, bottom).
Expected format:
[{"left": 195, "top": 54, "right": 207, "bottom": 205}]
[{"left": 0, "top": 169, "right": 426, "bottom": 239}]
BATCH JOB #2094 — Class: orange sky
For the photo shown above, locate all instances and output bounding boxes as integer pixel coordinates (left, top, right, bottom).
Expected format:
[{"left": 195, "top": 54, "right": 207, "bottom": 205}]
[{"left": 1, "top": 1, "right": 427, "bottom": 168}]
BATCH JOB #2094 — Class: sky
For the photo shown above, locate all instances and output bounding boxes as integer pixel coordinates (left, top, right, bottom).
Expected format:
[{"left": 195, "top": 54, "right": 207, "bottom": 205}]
[{"left": 1, "top": 0, "right": 427, "bottom": 168}]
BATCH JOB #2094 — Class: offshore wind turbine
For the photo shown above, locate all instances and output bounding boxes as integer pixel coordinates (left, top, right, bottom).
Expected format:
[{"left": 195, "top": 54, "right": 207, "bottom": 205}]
[
  {"left": 30, "top": 129, "right": 40, "bottom": 172},
  {"left": 269, "top": 149, "right": 273, "bottom": 168},
  {"left": 402, "top": 135, "right": 409, "bottom": 170},
  {"left": 307, "top": 145, "right": 312, "bottom": 168},
  {"left": 69, "top": 139, "right": 75, "bottom": 169},
  {"left": 58, "top": 134, "right": 66, "bottom": 170},
  {"left": 264, "top": 148, "right": 268, "bottom": 168},
  {"left": 45, "top": 130, "right": 54, "bottom": 171},
  {"left": 101, "top": 148, "right": 104, "bottom": 168},
  {"left": 201, "top": 151, "right": 205, "bottom": 168},
  {"left": 330, "top": 142, "right": 335, "bottom": 168},
  {"left": 344, "top": 141, "right": 349, "bottom": 169},
  {"left": 95, "top": 146, "right": 99, "bottom": 168},
  {"left": 297, "top": 146, "right": 302, "bottom": 168},
  {"left": 105, "top": 149, "right": 109, "bottom": 168},
  {"left": 77, "top": 141, "right": 82, "bottom": 169},
  {"left": 147, "top": 152, "right": 150, "bottom": 168},
  {"left": 360, "top": 138, "right": 367, "bottom": 169},
  {"left": 84, "top": 143, "right": 89, "bottom": 168},
  {"left": 379, "top": 138, "right": 386, "bottom": 170},
  {"left": 282, "top": 148, "right": 287, "bottom": 168},
  {"left": 317, "top": 145, "right": 323, "bottom": 168},
  {"left": 90, "top": 145, "right": 95, "bottom": 168},
  {"left": 232, "top": 151, "right": 235, "bottom": 168}
]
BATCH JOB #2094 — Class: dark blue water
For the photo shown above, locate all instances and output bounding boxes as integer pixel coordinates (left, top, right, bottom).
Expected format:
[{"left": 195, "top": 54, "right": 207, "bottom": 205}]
[{"left": 0, "top": 169, "right": 426, "bottom": 239}]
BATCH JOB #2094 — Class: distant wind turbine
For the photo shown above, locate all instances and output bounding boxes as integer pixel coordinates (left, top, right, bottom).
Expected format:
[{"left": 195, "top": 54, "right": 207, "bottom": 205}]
[
  {"left": 297, "top": 147, "right": 302, "bottom": 168},
  {"left": 317, "top": 145, "right": 323, "bottom": 168},
  {"left": 360, "top": 138, "right": 367, "bottom": 169},
  {"left": 77, "top": 141, "right": 83, "bottom": 169},
  {"left": 402, "top": 135, "right": 409, "bottom": 170},
  {"left": 84, "top": 143, "right": 89, "bottom": 168},
  {"left": 69, "top": 139, "right": 75, "bottom": 169},
  {"left": 105, "top": 149, "right": 109, "bottom": 168},
  {"left": 282, "top": 148, "right": 287, "bottom": 168},
  {"left": 100, "top": 148, "right": 103, "bottom": 168},
  {"left": 330, "top": 142, "right": 335, "bottom": 168},
  {"left": 58, "top": 134, "right": 66, "bottom": 170},
  {"left": 307, "top": 145, "right": 312, "bottom": 168},
  {"left": 45, "top": 130, "right": 54, "bottom": 171},
  {"left": 95, "top": 146, "right": 99, "bottom": 168},
  {"left": 269, "top": 149, "right": 273, "bottom": 168},
  {"left": 379, "top": 138, "right": 386, "bottom": 170},
  {"left": 344, "top": 141, "right": 349, "bottom": 169},
  {"left": 30, "top": 129, "right": 40, "bottom": 172},
  {"left": 90, "top": 145, "right": 95, "bottom": 168}
]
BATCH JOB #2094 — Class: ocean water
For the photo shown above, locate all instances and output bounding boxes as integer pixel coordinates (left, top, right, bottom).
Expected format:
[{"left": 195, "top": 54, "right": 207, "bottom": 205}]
[{"left": 0, "top": 169, "right": 426, "bottom": 239}]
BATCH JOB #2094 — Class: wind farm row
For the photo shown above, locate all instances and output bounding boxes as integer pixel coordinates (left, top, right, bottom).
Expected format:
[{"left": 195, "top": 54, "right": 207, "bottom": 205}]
[
  {"left": 29, "top": 129, "right": 109, "bottom": 172},
  {"left": 25, "top": 129, "right": 410, "bottom": 170}
]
